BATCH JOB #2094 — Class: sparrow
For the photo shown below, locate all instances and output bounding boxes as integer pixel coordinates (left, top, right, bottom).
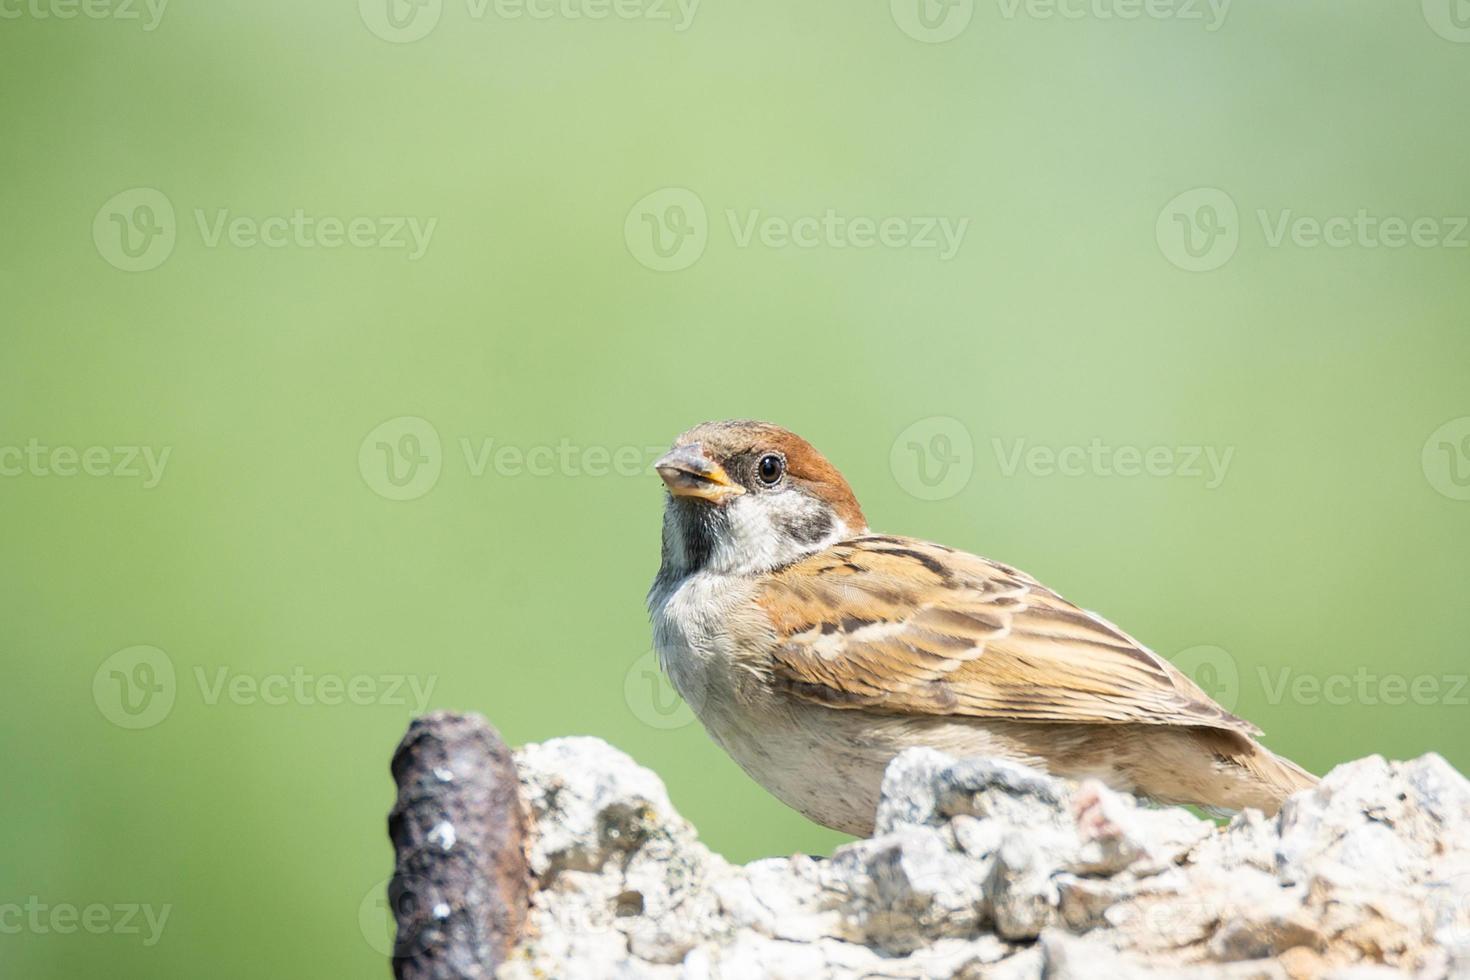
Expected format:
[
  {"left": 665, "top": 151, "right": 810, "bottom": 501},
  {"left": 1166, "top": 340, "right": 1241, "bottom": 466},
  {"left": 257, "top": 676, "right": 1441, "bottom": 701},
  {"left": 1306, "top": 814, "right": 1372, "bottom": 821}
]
[{"left": 647, "top": 420, "right": 1316, "bottom": 837}]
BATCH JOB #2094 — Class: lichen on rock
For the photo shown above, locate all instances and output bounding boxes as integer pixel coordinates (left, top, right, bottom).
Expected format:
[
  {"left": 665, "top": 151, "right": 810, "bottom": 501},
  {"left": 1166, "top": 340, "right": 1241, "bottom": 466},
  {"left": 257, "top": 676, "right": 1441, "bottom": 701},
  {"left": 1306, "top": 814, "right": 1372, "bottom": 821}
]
[{"left": 495, "top": 739, "right": 1470, "bottom": 979}]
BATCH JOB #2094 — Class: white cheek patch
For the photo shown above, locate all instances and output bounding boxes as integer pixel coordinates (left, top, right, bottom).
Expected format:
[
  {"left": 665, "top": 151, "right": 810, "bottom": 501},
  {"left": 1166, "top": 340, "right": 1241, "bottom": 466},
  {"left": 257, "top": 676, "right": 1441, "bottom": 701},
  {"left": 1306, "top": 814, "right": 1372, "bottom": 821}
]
[{"left": 707, "top": 492, "right": 847, "bottom": 576}]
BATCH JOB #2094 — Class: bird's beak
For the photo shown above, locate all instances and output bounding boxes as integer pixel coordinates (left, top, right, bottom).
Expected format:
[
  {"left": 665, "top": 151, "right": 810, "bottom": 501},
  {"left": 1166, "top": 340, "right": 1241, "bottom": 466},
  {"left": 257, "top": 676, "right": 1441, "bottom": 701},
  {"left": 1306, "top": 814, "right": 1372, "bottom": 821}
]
[{"left": 655, "top": 443, "right": 746, "bottom": 503}]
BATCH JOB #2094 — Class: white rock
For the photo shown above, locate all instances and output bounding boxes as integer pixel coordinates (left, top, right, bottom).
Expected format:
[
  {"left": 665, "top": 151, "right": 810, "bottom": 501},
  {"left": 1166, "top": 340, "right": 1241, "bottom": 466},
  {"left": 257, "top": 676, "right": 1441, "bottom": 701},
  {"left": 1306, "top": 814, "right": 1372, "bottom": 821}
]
[{"left": 497, "top": 740, "right": 1470, "bottom": 980}]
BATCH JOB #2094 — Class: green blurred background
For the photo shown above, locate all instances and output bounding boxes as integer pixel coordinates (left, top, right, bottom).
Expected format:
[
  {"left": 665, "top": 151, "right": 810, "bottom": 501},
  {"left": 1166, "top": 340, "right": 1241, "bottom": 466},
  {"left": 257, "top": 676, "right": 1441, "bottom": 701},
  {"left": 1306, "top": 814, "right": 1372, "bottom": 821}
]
[{"left": 3, "top": 0, "right": 1469, "bottom": 976}]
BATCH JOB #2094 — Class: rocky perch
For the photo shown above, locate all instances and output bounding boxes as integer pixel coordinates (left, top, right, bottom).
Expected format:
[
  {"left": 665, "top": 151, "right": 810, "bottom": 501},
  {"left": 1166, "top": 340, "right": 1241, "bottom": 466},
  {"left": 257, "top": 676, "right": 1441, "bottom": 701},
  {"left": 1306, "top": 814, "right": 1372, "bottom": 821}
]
[{"left": 386, "top": 714, "right": 1470, "bottom": 980}]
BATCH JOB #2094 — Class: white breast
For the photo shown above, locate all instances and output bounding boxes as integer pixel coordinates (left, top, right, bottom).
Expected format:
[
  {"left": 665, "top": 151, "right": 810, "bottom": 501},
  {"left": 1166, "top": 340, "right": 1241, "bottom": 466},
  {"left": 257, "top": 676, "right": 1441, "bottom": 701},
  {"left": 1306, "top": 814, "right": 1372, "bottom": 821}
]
[{"left": 648, "top": 569, "right": 893, "bottom": 834}]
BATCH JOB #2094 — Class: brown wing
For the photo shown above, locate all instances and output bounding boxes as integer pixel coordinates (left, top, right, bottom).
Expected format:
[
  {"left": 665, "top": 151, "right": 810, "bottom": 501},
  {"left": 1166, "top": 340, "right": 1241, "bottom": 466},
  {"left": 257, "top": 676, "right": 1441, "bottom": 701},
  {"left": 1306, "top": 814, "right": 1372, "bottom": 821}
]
[{"left": 755, "top": 535, "right": 1258, "bottom": 736}]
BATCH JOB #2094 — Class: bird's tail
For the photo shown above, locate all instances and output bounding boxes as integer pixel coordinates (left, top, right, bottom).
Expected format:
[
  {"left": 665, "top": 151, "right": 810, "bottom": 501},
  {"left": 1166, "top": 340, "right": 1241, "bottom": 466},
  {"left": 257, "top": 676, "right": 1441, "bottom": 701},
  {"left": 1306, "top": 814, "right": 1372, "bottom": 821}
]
[
  {"left": 1228, "top": 738, "right": 1318, "bottom": 815},
  {"left": 1138, "top": 727, "right": 1319, "bottom": 817}
]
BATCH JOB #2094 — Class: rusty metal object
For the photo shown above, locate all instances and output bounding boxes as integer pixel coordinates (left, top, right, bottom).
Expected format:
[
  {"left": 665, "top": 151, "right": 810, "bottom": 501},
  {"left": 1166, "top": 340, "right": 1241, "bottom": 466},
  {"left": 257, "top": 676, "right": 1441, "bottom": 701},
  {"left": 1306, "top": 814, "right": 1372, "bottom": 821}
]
[{"left": 387, "top": 712, "right": 531, "bottom": 979}]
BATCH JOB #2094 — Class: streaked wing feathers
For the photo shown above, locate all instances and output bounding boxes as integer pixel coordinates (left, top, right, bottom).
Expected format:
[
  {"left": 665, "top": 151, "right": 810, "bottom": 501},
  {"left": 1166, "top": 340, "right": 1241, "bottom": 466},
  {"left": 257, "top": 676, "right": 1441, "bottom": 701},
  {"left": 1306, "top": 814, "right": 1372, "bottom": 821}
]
[{"left": 756, "top": 535, "right": 1259, "bottom": 736}]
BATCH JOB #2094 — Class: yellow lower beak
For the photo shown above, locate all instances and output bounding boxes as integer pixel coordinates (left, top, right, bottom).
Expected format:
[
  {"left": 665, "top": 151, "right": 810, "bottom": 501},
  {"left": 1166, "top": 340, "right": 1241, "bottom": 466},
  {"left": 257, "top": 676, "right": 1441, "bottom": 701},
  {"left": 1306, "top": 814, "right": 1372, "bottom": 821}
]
[{"left": 655, "top": 443, "right": 746, "bottom": 503}]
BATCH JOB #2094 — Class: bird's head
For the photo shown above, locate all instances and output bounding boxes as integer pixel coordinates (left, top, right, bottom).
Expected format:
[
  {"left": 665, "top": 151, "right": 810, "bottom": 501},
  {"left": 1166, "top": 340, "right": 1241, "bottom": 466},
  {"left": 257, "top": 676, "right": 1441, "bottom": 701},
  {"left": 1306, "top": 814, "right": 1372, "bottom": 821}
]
[{"left": 654, "top": 420, "right": 867, "bottom": 577}]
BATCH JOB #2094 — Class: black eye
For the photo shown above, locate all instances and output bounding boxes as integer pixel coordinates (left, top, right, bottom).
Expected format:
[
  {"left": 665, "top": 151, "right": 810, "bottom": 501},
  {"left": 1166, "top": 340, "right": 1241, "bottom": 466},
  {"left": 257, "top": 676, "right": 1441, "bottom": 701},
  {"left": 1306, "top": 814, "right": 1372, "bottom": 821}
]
[{"left": 757, "top": 454, "right": 784, "bottom": 485}]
